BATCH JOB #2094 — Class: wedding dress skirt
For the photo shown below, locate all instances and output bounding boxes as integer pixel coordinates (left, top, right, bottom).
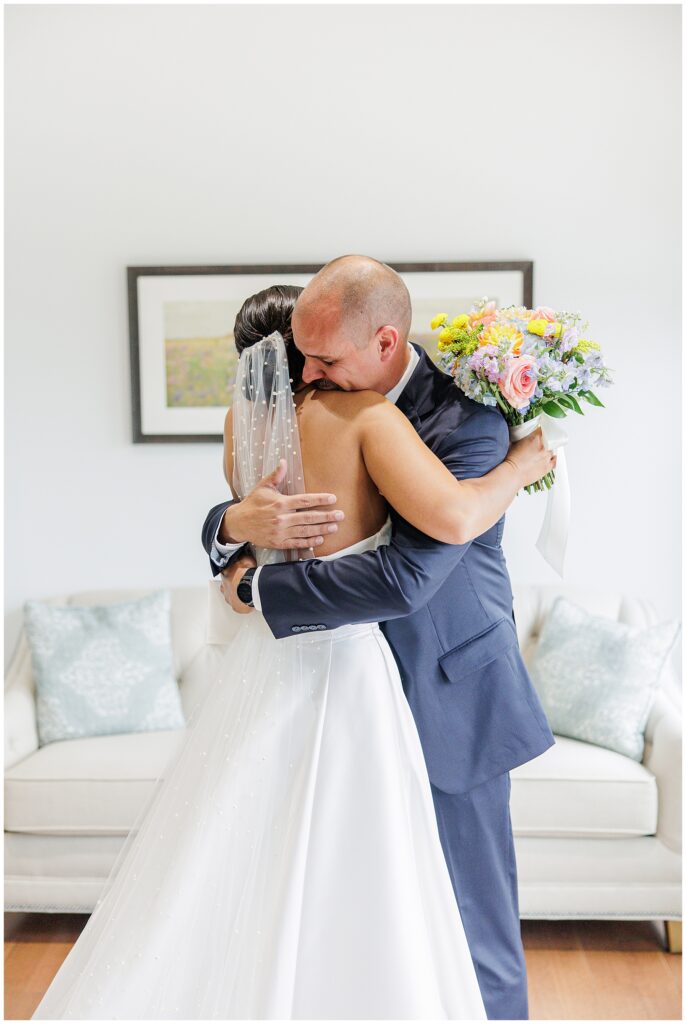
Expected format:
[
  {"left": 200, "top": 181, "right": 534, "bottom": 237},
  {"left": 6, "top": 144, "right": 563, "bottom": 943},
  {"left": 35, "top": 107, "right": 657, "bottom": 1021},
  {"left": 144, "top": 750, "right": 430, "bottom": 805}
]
[{"left": 32, "top": 522, "right": 486, "bottom": 1020}]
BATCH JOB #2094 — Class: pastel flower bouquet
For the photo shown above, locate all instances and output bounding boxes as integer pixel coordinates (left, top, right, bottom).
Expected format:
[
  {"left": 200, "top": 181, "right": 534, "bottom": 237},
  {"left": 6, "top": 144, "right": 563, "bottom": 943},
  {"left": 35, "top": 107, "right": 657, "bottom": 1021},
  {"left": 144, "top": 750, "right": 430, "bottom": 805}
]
[{"left": 431, "top": 300, "right": 613, "bottom": 494}]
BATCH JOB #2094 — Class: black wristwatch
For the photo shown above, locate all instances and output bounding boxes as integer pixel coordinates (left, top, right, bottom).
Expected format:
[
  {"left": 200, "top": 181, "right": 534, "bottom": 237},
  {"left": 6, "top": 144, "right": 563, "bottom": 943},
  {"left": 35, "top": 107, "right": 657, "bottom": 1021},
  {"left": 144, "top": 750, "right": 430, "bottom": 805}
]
[{"left": 236, "top": 567, "right": 257, "bottom": 607}]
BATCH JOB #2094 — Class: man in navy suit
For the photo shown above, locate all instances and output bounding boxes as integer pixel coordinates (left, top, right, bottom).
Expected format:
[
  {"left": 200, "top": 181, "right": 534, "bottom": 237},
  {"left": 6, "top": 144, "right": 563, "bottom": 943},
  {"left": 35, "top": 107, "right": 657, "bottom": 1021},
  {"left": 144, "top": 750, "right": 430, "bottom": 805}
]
[{"left": 202, "top": 256, "right": 555, "bottom": 1019}]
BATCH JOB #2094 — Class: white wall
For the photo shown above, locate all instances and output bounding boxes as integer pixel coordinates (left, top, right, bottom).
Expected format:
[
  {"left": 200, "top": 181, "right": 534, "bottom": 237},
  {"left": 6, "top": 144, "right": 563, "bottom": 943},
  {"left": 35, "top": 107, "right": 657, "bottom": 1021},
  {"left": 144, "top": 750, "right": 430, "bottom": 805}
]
[{"left": 5, "top": 4, "right": 681, "bottom": 666}]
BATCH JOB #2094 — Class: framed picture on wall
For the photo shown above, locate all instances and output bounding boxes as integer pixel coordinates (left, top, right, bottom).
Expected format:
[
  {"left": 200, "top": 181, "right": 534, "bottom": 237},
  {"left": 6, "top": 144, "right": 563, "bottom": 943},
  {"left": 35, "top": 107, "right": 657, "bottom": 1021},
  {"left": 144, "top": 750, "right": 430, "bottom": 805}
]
[{"left": 127, "top": 261, "right": 533, "bottom": 443}]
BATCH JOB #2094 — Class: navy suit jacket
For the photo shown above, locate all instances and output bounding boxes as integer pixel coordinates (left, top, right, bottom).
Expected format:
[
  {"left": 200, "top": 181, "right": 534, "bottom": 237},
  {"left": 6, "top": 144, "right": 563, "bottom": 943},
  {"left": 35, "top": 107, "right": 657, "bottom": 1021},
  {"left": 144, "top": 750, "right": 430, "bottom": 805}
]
[{"left": 201, "top": 344, "right": 555, "bottom": 793}]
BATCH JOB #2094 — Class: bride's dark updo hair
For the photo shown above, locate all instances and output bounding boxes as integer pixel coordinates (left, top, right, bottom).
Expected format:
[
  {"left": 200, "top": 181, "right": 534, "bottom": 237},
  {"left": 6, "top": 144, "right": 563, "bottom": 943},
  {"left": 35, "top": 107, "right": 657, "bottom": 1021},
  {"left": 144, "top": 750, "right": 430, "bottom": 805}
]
[{"left": 233, "top": 285, "right": 305, "bottom": 385}]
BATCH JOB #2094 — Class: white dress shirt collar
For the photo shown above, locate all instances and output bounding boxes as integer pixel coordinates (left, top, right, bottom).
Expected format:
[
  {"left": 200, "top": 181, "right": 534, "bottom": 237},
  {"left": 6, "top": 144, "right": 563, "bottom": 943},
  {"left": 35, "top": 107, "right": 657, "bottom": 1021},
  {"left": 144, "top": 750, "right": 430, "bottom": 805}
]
[{"left": 384, "top": 344, "right": 420, "bottom": 406}]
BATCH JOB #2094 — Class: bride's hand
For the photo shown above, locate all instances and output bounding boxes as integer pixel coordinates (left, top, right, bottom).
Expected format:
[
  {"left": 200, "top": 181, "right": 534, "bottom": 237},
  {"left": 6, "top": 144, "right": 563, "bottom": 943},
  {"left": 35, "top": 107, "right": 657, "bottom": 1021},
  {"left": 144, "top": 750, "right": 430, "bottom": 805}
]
[{"left": 505, "top": 427, "right": 557, "bottom": 488}]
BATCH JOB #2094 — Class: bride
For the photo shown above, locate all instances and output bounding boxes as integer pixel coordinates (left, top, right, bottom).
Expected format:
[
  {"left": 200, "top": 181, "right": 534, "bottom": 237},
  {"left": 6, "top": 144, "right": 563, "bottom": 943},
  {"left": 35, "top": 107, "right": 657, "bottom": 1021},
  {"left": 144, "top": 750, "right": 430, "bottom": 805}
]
[{"left": 32, "top": 287, "right": 552, "bottom": 1020}]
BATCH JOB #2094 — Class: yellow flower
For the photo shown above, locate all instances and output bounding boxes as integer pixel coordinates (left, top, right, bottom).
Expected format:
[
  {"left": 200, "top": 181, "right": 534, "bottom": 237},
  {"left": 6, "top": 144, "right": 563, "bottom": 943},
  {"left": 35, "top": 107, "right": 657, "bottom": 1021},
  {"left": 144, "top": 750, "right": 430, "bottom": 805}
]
[
  {"left": 431, "top": 313, "right": 448, "bottom": 330},
  {"left": 451, "top": 314, "right": 470, "bottom": 329},
  {"left": 479, "top": 322, "right": 524, "bottom": 351},
  {"left": 438, "top": 327, "right": 456, "bottom": 345},
  {"left": 527, "top": 318, "right": 547, "bottom": 336},
  {"left": 575, "top": 338, "right": 601, "bottom": 353},
  {"left": 528, "top": 318, "right": 562, "bottom": 339}
]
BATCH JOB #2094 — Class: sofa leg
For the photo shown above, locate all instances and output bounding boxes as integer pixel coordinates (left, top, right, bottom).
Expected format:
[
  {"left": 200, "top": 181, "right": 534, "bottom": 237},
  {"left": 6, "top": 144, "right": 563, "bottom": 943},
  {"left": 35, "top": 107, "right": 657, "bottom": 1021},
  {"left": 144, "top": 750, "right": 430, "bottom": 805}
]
[{"left": 666, "top": 920, "right": 682, "bottom": 953}]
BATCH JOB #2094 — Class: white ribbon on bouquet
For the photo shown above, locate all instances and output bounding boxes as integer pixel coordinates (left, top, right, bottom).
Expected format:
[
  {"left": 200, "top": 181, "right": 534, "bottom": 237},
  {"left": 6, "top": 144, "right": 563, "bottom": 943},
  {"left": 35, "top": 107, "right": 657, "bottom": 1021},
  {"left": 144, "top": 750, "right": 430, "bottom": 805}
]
[{"left": 509, "top": 413, "right": 571, "bottom": 577}]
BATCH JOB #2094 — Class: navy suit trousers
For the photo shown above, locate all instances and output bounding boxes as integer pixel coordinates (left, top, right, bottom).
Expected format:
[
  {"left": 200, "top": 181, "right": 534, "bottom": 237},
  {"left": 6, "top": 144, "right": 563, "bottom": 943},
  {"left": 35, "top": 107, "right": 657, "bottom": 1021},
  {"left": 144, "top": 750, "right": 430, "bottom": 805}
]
[{"left": 431, "top": 772, "right": 528, "bottom": 1020}]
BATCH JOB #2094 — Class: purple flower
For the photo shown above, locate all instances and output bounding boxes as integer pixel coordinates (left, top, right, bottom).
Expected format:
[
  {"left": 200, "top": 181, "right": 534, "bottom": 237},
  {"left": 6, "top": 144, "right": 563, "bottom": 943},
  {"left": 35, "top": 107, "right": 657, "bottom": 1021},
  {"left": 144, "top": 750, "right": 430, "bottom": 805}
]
[
  {"left": 560, "top": 328, "right": 578, "bottom": 354},
  {"left": 483, "top": 356, "right": 500, "bottom": 383}
]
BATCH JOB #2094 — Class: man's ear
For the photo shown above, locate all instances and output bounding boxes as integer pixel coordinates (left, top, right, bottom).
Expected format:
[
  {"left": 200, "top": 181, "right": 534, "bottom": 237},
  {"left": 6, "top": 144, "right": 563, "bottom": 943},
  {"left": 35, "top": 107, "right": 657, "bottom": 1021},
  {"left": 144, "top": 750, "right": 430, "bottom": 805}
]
[{"left": 376, "top": 325, "right": 400, "bottom": 361}]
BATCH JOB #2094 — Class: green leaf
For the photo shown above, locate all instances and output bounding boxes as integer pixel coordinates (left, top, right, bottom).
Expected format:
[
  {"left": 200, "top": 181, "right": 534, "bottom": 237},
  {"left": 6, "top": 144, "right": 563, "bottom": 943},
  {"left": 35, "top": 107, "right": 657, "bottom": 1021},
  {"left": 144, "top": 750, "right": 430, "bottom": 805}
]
[
  {"left": 574, "top": 353, "right": 585, "bottom": 363},
  {"left": 562, "top": 394, "right": 584, "bottom": 414},
  {"left": 541, "top": 401, "right": 567, "bottom": 419},
  {"left": 583, "top": 390, "right": 605, "bottom": 408}
]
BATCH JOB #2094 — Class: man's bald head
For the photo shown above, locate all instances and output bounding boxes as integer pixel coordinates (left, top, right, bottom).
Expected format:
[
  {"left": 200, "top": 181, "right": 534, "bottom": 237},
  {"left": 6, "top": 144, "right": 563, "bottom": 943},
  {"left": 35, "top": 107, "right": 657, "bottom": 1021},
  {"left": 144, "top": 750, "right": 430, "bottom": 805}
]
[
  {"left": 290, "top": 255, "right": 414, "bottom": 394},
  {"left": 294, "top": 255, "right": 412, "bottom": 348}
]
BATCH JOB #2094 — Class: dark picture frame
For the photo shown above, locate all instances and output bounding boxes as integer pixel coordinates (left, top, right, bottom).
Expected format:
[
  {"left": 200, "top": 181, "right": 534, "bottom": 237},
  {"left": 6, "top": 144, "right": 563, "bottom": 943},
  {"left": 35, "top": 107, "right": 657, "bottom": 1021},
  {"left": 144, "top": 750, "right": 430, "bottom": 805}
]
[{"left": 127, "top": 261, "right": 534, "bottom": 443}]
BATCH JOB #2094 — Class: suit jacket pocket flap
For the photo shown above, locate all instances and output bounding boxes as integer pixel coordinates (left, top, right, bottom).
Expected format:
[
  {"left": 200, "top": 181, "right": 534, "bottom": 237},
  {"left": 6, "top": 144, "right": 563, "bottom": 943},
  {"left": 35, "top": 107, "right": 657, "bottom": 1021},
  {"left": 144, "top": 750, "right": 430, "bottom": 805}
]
[{"left": 438, "top": 617, "right": 517, "bottom": 682}]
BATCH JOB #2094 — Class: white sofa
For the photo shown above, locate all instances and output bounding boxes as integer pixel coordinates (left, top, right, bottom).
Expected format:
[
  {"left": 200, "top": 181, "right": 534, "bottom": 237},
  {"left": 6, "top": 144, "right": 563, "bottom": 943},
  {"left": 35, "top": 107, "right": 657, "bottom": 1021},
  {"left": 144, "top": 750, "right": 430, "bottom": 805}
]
[{"left": 5, "top": 585, "right": 682, "bottom": 946}]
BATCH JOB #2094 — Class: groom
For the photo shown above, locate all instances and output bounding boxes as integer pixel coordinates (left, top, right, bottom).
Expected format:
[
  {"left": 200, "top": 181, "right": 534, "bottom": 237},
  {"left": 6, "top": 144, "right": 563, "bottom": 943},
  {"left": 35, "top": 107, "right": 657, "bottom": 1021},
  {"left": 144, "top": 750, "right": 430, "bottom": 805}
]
[{"left": 201, "top": 256, "right": 555, "bottom": 1020}]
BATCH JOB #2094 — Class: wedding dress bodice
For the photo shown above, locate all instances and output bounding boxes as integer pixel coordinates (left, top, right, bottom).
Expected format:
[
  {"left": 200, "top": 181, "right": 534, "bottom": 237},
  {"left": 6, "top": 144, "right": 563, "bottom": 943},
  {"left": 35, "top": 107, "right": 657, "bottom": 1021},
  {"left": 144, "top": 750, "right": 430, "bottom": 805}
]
[
  {"left": 317, "top": 515, "right": 392, "bottom": 562},
  {"left": 255, "top": 515, "right": 392, "bottom": 569},
  {"left": 280, "top": 515, "right": 393, "bottom": 645}
]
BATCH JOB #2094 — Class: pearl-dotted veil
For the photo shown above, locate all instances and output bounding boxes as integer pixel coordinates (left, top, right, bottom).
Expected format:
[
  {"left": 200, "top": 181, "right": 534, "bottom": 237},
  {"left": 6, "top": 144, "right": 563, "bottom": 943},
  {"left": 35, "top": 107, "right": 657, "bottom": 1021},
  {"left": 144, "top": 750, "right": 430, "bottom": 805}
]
[{"left": 232, "top": 330, "right": 307, "bottom": 566}]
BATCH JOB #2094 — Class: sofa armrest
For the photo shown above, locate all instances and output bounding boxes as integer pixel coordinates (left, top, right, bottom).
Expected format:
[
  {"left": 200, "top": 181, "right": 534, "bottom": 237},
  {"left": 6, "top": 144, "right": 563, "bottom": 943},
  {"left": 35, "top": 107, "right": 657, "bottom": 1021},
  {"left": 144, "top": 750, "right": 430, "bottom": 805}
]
[
  {"left": 644, "top": 689, "right": 682, "bottom": 854},
  {"left": 4, "top": 633, "right": 39, "bottom": 769}
]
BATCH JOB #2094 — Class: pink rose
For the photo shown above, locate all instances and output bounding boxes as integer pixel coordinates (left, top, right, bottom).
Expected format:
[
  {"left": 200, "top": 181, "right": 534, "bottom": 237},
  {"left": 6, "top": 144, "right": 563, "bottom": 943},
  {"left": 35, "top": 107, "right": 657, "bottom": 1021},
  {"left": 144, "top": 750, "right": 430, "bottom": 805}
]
[
  {"left": 499, "top": 356, "right": 537, "bottom": 410},
  {"left": 532, "top": 305, "right": 556, "bottom": 322}
]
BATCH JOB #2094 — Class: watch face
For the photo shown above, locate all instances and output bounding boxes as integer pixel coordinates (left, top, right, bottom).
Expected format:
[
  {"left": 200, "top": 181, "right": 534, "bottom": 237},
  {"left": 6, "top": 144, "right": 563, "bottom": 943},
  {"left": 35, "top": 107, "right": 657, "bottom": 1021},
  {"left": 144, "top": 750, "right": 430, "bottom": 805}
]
[{"left": 238, "top": 572, "right": 253, "bottom": 605}]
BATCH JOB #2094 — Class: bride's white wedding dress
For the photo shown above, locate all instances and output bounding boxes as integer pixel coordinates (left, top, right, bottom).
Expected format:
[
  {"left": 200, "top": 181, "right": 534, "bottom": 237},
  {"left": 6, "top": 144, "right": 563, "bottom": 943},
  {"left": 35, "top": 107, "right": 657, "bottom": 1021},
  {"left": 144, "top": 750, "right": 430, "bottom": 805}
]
[{"left": 32, "top": 334, "right": 486, "bottom": 1020}]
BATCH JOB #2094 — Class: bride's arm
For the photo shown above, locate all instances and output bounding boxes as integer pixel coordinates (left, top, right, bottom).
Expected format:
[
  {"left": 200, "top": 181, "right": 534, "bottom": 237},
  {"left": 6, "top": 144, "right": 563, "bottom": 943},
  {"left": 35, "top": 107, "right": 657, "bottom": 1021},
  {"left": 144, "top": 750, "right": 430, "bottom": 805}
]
[{"left": 357, "top": 395, "right": 552, "bottom": 545}]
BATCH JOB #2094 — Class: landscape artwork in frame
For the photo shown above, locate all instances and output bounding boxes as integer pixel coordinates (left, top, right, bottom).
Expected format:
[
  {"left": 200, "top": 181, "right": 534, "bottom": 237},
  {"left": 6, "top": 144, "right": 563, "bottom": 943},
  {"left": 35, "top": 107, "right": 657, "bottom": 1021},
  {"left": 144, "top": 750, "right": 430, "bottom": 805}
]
[{"left": 127, "top": 262, "right": 533, "bottom": 442}]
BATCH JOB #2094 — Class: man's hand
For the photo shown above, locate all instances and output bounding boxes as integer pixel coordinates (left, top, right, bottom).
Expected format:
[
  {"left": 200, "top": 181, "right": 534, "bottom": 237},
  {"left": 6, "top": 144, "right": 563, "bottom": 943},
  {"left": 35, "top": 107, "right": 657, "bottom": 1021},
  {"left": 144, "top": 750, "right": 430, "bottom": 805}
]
[
  {"left": 219, "top": 554, "right": 258, "bottom": 614},
  {"left": 220, "top": 458, "right": 345, "bottom": 550}
]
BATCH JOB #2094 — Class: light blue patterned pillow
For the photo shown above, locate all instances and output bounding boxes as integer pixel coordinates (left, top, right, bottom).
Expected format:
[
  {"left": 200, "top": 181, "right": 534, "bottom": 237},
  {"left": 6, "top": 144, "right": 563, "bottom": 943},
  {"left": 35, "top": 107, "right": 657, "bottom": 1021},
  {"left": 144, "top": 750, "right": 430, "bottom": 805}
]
[
  {"left": 24, "top": 590, "right": 185, "bottom": 746},
  {"left": 530, "top": 597, "right": 680, "bottom": 760}
]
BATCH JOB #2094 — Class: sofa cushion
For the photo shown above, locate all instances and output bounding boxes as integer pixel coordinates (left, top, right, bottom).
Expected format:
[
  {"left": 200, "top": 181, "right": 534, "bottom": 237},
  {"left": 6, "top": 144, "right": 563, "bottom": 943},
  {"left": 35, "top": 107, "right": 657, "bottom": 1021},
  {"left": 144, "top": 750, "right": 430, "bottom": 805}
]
[
  {"left": 5, "top": 729, "right": 185, "bottom": 834},
  {"left": 528, "top": 596, "right": 680, "bottom": 760},
  {"left": 510, "top": 734, "right": 658, "bottom": 837},
  {"left": 24, "top": 590, "right": 185, "bottom": 745}
]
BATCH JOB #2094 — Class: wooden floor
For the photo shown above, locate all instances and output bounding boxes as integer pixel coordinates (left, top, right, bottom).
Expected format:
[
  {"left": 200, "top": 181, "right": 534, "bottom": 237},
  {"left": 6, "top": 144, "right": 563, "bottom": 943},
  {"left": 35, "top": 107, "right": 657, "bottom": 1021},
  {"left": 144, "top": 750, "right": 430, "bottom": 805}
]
[{"left": 4, "top": 913, "right": 683, "bottom": 1020}]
